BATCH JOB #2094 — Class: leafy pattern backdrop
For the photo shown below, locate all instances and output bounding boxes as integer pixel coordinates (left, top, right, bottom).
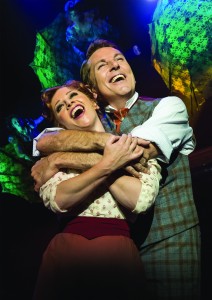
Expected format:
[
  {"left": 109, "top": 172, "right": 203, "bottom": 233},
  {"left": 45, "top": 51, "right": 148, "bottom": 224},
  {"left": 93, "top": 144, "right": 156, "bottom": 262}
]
[{"left": 149, "top": 0, "right": 212, "bottom": 125}]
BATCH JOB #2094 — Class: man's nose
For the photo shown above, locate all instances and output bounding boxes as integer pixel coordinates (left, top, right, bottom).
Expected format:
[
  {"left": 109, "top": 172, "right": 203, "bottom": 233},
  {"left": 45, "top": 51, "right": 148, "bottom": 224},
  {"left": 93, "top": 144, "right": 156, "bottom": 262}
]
[{"left": 109, "top": 60, "right": 120, "bottom": 70}]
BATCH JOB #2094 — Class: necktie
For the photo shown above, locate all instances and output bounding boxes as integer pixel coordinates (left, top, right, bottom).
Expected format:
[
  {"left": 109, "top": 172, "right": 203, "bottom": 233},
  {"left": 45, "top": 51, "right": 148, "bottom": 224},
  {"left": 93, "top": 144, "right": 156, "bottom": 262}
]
[{"left": 111, "top": 108, "right": 129, "bottom": 133}]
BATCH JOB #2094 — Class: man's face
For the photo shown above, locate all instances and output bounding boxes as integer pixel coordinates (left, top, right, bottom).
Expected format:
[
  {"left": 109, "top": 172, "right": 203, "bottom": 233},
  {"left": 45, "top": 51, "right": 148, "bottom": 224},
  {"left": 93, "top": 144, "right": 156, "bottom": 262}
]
[{"left": 88, "top": 47, "right": 136, "bottom": 106}]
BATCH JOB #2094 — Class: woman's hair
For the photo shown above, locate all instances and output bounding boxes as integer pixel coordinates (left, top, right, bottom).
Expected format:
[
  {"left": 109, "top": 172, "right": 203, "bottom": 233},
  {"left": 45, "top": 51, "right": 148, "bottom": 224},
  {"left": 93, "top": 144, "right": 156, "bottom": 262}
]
[{"left": 41, "top": 80, "right": 96, "bottom": 125}]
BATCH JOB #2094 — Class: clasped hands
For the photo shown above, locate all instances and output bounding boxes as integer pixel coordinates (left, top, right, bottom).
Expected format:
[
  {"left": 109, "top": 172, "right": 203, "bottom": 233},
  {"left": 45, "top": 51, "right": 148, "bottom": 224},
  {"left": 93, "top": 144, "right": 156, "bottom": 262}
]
[{"left": 31, "top": 136, "right": 153, "bottom": 192}]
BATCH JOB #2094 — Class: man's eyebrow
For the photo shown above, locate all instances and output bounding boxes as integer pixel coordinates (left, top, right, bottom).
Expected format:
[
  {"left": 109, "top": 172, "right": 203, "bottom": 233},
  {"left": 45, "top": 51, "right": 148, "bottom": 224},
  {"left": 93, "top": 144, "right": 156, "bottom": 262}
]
[
  {"left": 95, "top": 53, "right": 123, "bottom": 66},
  {"left": 114, "top": 52, "right": 123, "bottom": 58},
  {"left": 95, "top": 58, "right": 106, "bottom": 65}
]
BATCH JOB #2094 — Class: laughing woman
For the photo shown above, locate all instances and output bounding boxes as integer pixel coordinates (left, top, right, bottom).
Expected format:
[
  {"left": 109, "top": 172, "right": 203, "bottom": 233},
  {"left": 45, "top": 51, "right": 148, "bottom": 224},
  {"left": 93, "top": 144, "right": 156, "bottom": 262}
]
[{"left": 32, "top": 80, "right": 161, "bottom": 300}]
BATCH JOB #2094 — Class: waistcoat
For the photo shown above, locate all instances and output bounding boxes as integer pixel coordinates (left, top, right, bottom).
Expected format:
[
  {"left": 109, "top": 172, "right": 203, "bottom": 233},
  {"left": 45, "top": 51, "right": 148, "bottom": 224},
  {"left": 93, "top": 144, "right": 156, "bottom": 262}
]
[{"left": 101, "top": 96, "right": 199, "bottom": 248}]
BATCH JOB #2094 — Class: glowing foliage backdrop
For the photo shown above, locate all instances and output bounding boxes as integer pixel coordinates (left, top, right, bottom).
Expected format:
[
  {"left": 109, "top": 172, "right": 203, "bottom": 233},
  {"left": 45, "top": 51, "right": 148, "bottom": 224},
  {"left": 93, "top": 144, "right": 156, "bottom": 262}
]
[
  {"left": 0, "top": 116, "right": 43, "bottom": 202},
  {"left": 0, "top": 0, "right": 120, "bottom": 202},
  {"left": 149, "top": 0, "right": 212, "bottom": 124},
  {"left": 30, "top": 0, "right": 119, "bottom": 89}
]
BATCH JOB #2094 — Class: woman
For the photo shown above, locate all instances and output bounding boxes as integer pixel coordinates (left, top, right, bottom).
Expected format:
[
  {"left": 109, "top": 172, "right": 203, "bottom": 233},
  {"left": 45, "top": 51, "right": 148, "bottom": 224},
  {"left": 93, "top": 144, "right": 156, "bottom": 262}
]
[{"left": 33, "top": 80, "right": 161, "bottom": 300}]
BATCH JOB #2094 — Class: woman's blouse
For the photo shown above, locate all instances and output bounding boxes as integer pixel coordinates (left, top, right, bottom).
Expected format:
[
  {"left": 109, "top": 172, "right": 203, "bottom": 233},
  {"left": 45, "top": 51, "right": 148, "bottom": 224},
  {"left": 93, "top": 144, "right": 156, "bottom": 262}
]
[{"left": 40, "top": 159, "right": 161, "bottom": 220}]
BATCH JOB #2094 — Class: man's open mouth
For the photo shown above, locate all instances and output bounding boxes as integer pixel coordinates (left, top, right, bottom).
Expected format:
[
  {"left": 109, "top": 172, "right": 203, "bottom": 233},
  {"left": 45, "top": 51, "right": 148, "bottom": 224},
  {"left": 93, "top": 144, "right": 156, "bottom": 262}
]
[{"left": 110, "top": 74, "right": 125, "bottom": 83}]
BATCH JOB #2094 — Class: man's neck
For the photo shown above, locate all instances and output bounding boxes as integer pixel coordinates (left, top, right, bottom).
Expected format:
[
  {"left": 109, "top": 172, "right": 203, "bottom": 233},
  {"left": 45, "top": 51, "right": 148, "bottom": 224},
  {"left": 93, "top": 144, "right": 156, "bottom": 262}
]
[
  {"left": 109, "top": 99, "right": 128, "bottom": 110},
  {"left": 105, "top": 92, "right": 138, "bottom": 112}
]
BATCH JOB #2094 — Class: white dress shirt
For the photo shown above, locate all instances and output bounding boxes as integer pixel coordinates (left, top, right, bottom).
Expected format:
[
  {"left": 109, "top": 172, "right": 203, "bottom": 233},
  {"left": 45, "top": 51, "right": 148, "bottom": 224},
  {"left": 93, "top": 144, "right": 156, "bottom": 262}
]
[{"left": 105, "top": 93, "right": 195, "bottom": 163}]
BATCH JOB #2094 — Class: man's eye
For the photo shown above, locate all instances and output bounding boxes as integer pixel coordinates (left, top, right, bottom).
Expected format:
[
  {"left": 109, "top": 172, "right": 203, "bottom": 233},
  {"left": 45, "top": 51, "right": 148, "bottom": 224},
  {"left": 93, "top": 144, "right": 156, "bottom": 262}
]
[{"left": 97, "top": 63, "right": 106, "bottom": 70}]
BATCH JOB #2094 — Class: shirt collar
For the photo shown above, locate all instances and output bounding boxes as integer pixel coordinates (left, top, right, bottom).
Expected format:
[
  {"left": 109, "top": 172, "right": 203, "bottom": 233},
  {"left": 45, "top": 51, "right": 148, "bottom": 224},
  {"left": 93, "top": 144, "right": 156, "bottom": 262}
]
[{"left": 105, "top": 92, "right": 138, "bottom": 113}]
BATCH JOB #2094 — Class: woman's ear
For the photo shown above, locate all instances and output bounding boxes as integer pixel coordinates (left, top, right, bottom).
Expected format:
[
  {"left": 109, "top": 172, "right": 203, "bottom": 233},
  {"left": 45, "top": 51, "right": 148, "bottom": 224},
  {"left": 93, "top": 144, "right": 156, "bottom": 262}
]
[
  {"left": 92, "top": 92, "right": 98, "bottom": 99},
  {"left": 92, "top": 102, "right": 100, "bottom": 110},
  {"left": 85, "top": 84, "right": 98, "bottom": 99}
]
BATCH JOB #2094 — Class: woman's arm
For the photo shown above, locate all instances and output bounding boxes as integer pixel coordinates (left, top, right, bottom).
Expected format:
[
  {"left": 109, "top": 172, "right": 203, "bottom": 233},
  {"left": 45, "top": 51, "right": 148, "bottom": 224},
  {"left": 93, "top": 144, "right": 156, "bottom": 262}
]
[
  {"left": 40, "top": 134, "right": 144, "bottom": 211},
  {"left": 106, "top": 159, "right": 161, "bottom": 213}
]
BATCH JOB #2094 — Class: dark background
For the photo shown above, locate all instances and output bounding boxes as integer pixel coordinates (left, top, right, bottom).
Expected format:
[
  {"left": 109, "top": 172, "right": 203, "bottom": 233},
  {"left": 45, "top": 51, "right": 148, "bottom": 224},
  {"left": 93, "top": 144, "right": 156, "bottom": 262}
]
[
  {"left": 1, "top": 0, "right": 170, "bottom": 142},
  {"left": 1, "top": 0, "right": 211, "bottom": 299}
]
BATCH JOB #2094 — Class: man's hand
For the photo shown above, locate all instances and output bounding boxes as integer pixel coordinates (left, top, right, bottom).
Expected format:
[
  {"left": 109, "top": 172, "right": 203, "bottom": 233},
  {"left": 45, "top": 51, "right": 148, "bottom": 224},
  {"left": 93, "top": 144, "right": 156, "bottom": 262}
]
[
  {"left": 124, "top": 140, "right": 161, "bottom": 177},
  {"left": 31, "top": 151, "right": 104, "bottom": 191},
  {"left": 31, "top": 155, "right": 59, "bottom": 192}
]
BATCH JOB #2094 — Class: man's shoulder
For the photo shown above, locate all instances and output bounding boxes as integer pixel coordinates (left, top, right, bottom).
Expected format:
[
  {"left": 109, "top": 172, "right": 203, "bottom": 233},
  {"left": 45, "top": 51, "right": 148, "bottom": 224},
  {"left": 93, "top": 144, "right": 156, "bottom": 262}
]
[
  {"left": 138, "top": 96, "right": 162, "bottom": 102},
  {"left": 137, "top": 96, "right": 162, "bottom": 110}
]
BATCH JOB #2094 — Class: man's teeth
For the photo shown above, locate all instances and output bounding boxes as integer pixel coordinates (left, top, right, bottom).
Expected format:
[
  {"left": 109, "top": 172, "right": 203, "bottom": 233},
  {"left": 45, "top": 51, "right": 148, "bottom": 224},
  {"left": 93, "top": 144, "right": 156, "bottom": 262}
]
[
  {"left": 111, "top": 74, "right": 125, "bottom": 83},
  {"left": 71, "top": 106, "right": 84, "bottom": 118}
]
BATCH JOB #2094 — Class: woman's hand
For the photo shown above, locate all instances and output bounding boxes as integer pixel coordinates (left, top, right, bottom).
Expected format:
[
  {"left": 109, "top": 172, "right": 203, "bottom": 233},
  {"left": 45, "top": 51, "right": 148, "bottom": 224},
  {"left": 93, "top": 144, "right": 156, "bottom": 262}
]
[{"left": 101, "top": 134, "right": 144, "bottom": 171}]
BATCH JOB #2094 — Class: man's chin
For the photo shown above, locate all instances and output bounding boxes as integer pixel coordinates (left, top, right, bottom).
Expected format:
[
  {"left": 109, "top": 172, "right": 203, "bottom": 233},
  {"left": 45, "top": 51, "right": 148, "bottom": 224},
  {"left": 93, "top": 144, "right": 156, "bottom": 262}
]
[{"left": 117, "top": 87, "right": 134, "bottom": 97}]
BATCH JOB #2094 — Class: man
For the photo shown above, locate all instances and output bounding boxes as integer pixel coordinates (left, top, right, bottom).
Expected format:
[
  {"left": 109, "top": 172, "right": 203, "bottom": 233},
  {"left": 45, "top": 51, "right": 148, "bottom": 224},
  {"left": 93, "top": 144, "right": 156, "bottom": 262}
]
[{"left": 32, "top": 39, "right": 200, "bottom": 299}]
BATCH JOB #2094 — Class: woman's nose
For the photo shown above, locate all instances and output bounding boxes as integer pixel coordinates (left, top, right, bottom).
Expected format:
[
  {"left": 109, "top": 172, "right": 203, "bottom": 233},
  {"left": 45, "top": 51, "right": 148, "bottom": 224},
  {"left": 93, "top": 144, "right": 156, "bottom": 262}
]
[{"left": 65, "top": 100, "right": 72, "bottom": 109}]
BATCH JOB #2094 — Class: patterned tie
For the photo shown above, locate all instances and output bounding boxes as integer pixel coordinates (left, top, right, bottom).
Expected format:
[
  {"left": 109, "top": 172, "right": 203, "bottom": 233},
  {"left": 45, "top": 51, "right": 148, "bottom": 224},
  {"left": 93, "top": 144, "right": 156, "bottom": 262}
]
[{"left": 111, "top": 108, "right": 129, "bottom": 133}]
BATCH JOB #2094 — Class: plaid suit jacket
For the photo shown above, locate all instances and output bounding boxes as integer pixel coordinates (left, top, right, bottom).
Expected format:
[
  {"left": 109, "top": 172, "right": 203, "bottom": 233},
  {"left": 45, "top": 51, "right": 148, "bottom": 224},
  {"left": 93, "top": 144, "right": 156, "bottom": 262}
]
[{"left": 100, "top": 96, "right": 199, "bottom": 248}]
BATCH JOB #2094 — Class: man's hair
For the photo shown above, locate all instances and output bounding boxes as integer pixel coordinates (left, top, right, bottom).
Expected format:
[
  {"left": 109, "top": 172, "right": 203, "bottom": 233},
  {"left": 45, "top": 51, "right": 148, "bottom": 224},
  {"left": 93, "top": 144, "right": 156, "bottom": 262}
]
[
  {"left": 86, "top": 39, "right": 120, "bottom": 60},
  {"left": 80, "top": 39, "right": 122, "bottom": 87}
]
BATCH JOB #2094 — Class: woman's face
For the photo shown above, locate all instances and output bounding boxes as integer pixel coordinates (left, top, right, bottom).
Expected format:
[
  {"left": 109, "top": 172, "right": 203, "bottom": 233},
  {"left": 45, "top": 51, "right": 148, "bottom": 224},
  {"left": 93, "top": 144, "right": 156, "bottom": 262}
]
[{"left": 50, "top": 87, "right": 103, "bottom": 131}]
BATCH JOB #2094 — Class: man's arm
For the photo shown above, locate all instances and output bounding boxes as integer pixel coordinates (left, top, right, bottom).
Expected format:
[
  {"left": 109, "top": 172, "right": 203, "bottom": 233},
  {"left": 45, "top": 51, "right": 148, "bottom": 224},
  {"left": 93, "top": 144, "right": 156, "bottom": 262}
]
[
  {"left": 31, "top": 136, "right": 153, "bottom": 190},
  {"left": 131, "top": 96, "right": 195, "bottom": 163},
  {"left": 36, "top": 130, "right": 112, "bottom": 155},
  {"left": 33, "top": 128, "right": 152, "bottom": 181},
  {"left": 31, "top": 151, "right": 102, "bottom": 192},
  {"left": 35, "top": 128, "right": 152, "bottom": 159},
  {"left": 34, "top": 96, "right": 191, "bottom": 167},
  {"left": 39, "top": 135, "right": 145, "bottom": 212}
]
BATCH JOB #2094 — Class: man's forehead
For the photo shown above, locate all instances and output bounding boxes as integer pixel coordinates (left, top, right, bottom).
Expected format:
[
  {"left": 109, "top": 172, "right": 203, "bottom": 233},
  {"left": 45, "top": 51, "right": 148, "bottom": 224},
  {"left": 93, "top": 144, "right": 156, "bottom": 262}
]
[{"left": 88, "top": 47, "right": 123, "bottom": 64}]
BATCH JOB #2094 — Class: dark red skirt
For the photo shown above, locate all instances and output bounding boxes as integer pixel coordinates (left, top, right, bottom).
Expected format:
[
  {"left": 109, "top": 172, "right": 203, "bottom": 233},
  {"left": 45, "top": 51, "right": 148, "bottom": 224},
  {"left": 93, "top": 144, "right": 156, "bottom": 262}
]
[{"left": 62, "top": 216, "right": 130, "bottom": 239}]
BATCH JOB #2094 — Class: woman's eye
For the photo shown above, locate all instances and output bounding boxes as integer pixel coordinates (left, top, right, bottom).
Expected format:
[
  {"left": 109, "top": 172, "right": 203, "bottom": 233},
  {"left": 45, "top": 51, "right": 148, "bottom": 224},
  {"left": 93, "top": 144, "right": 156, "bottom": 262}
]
[
  {"left": 69, "top": 92, "right": 78, "bottom": 99},
  {"left": 56, "top": 104, "right": 64, "bottom": 113}
]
